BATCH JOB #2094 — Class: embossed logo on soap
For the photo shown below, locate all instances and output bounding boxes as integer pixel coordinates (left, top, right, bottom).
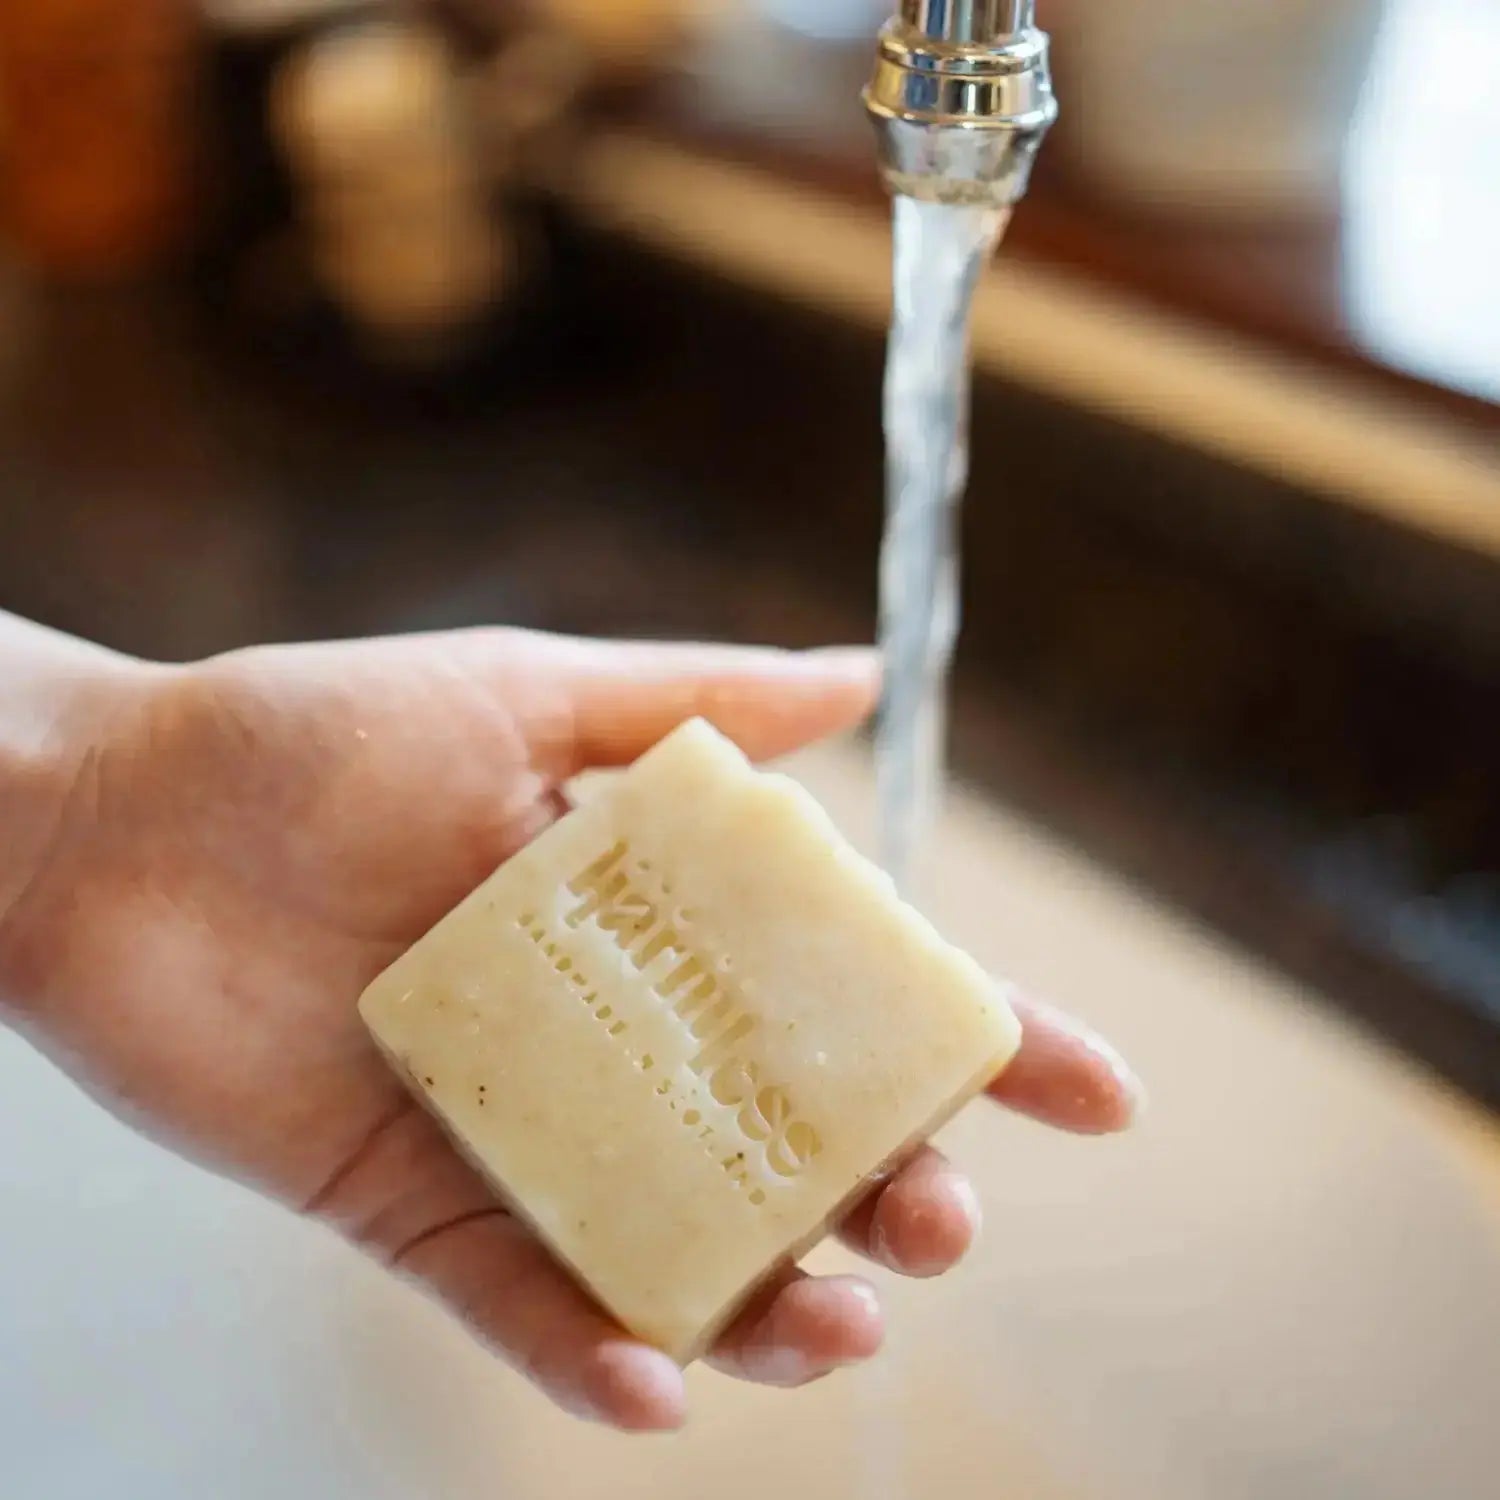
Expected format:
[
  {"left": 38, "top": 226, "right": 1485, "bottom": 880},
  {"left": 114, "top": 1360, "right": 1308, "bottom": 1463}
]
[{"left": 516, "top": 840, "right": 824, "bottom": 1204}]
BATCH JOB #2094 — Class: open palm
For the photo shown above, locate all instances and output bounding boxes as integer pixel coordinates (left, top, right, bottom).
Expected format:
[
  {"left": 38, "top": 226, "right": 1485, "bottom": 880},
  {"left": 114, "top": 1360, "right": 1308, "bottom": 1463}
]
[{"left": 1, "top": 627, "right": 1139, "bottom": 1430}]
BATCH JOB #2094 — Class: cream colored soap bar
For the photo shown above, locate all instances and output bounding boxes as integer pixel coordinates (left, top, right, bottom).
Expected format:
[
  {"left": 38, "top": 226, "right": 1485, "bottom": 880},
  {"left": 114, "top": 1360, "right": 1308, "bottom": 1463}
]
[{"left": 358, "top": 719, "right": 1020, "bottom": 1362}]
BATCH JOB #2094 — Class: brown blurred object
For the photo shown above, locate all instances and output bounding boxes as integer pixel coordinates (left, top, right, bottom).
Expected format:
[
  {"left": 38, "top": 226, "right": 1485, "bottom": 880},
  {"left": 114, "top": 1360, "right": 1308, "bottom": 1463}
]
[
  {"left": 448, "top": 0, "right": 696, "bottom": 84},
  {"left": 536, "top": 0, "right": 696, "bottom": 80},
  {"left": 0, "top": 0, "right": 200, "bottom": 279},
  {"left": 205, "top": 0, "right": 372, "bottom": 26},
  {"left": 467, "top": 28, "right": 592, "bottom": 180},
  {"left": 271, "top": 16, "right": 510, "bottom": 361}
]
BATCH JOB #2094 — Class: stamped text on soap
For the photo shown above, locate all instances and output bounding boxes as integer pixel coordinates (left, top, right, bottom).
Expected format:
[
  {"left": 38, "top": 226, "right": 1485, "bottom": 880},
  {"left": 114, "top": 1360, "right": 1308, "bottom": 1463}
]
[{"left": 518, "top": 841, "right": 823, "bottom": 1201}]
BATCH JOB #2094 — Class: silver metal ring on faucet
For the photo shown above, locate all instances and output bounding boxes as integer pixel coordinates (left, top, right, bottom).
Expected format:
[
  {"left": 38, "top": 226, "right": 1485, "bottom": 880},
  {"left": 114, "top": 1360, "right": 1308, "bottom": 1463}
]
[{"left": 864, "top": 15, "right": 1057, "bottom": 206}]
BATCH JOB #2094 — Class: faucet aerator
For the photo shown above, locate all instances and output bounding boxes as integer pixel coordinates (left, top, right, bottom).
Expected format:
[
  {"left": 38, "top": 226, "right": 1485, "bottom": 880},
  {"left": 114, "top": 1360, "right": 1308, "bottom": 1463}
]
[{"left": 865, "top": 0, "right": 1058, "bottom": 206}]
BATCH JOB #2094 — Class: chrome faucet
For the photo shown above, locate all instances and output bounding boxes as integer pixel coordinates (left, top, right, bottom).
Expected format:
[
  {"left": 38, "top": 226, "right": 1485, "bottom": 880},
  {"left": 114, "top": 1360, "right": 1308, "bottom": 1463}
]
[{"left": 865, "top": 0, "right": 1057, "bottom": 206}]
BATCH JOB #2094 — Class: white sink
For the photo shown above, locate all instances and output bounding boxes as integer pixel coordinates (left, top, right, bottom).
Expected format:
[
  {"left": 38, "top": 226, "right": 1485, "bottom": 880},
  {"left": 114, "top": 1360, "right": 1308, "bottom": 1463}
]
[{"left": 4, "top": 737, "right": 1498, "bottom": 1500}]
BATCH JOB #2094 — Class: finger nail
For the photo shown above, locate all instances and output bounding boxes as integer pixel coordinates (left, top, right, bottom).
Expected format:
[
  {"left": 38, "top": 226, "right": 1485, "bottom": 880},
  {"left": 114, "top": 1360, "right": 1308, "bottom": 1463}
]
[
  {"left": 578, "top": 1343, "right": 687, "bottom": 1433},
  {"left": 1010, "top": 989, "right": 1148, "bottom": 1133},
  {"left": 740, "top": 1344, "right": 817, "bottom": 1387},
  {"left": 947, "top": 1171, "right": 983, "bottom": 1242},
  {"left": 875, "top": 1171, "right": 981, "bottom": 1277},
  {"left": 1091, "top": 1029, "right": 1148, "bottom": 1127},
  {"left": 868, "top": 1212, "right": 901, "bottom": 1272},
  {"left": 796, "top": 646, "right": 880, "bottom": 678},
  {"left": 1067, "top": 1012, "right": 1148, "bottom": 1130},
  {"left": 840, "top": 1281, "right": 884, "bottom": 1361}
]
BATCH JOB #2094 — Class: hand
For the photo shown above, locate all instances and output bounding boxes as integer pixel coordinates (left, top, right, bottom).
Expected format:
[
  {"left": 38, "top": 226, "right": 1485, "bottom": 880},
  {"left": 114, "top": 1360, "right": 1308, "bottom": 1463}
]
[{"left": 0, "top": 624, "right": 1143, "bottom": 1431}]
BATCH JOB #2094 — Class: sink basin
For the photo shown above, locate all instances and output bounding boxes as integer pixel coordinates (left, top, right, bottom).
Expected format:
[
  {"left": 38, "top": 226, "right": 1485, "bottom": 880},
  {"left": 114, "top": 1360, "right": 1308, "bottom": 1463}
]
[{"left": 4, "top": 736, "right": 1498, "bottom": 1500}]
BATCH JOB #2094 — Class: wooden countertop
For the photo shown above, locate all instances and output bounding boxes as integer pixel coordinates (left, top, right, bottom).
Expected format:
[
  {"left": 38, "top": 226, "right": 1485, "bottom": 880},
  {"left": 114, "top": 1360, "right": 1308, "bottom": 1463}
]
[{"left": 556, "top": 127, "right": 1500, "bottom": 569}]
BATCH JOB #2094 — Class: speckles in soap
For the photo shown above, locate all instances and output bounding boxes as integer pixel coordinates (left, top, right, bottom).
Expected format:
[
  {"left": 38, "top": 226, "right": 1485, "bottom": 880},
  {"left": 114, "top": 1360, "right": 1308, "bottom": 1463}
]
[
  {"left": 358, "top": 716, "right": 1022, "bottom": 1363},
  {"left": 514, "top": 854, "right": 823, "bottom": 1207}
]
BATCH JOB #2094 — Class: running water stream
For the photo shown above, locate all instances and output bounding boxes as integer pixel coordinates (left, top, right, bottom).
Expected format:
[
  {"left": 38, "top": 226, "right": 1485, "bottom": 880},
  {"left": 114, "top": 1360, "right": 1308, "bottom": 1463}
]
[
  {"left": 862, "top": 195, "right": 1008, "bottom": 1500},
  {"left": 876, "top": 195, "right": 1009, "bottom": 898}
]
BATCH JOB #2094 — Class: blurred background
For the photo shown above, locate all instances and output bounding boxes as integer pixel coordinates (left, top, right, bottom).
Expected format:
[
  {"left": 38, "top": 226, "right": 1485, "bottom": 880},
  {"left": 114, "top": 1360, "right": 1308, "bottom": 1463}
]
[{"left": 2, "top": 1, "right": 1499, "bottom": 1497}]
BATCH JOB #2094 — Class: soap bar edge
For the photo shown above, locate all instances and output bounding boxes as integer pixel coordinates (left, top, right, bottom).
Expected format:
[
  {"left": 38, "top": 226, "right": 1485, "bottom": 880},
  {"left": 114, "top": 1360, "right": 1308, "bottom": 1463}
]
[
  {"left": 677, "top": 1022, "right": 1022, "bottom": 1363},
  {"left": 355, "top": 716, "right": 1026, "bottom": 1365}
]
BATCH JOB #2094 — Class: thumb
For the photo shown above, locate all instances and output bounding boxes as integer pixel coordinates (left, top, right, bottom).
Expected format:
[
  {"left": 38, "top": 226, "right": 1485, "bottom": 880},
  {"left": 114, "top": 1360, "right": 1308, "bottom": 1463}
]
[{"left": 505, "top": 633, "right": 880, "bottom": 778}]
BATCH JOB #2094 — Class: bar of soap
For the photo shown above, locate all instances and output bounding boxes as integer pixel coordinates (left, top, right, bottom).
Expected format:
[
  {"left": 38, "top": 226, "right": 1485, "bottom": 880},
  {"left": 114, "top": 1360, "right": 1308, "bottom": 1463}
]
[{"left": 358, "top": 719, "right": 1020, "bottom": 1362}]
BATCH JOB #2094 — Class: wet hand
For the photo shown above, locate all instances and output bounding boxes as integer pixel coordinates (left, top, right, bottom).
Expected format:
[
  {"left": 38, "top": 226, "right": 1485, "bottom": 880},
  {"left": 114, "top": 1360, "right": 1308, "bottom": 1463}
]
[{"left": 0, "top": 626, "right": 1143, "bottom": 1431}]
